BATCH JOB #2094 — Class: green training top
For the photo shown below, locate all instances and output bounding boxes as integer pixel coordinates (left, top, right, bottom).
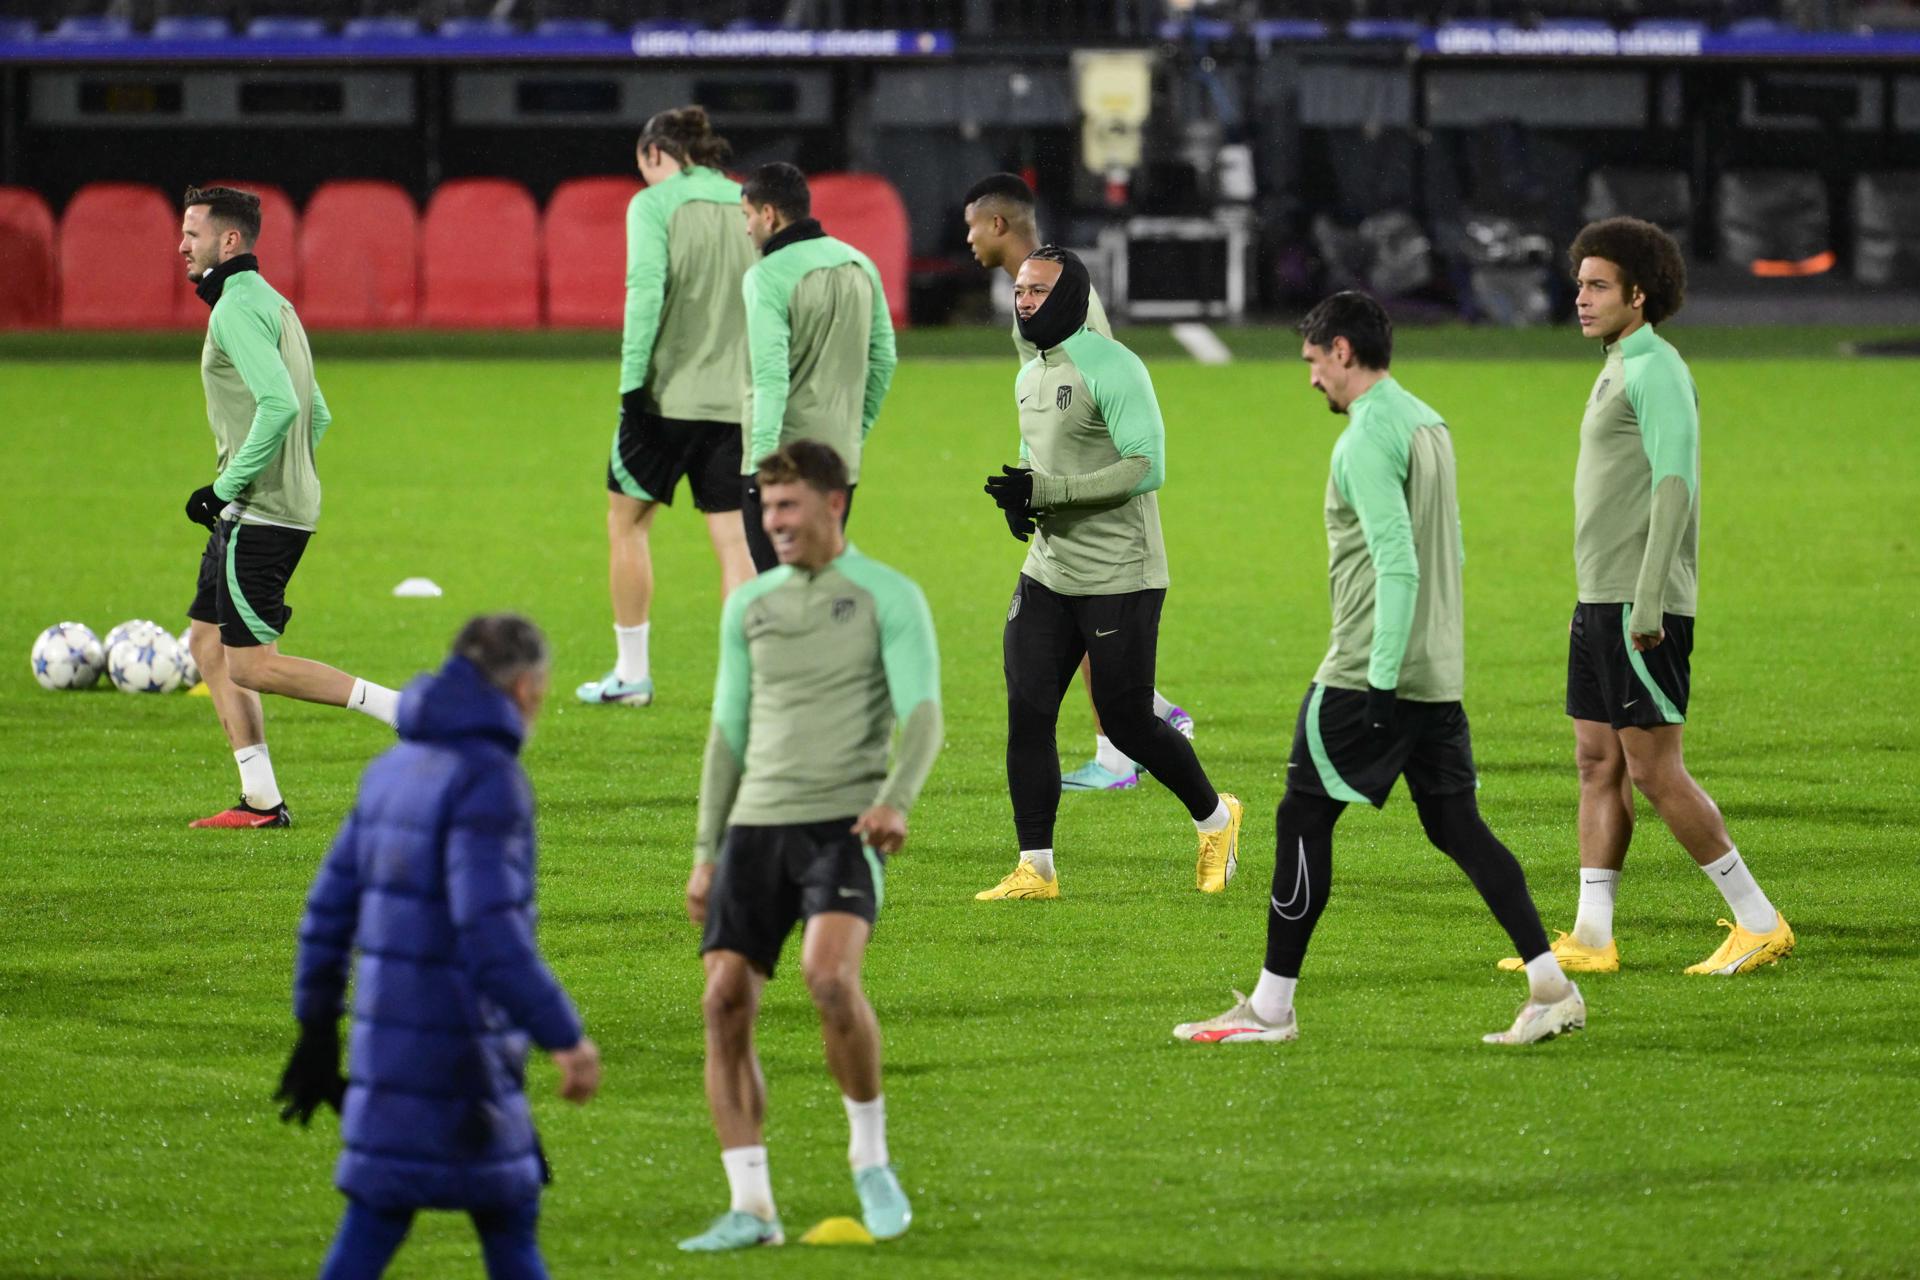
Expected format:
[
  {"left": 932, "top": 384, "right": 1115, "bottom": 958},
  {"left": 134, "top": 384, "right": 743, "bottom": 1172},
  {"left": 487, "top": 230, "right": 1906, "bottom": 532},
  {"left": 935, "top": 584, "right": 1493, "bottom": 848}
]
[
  {"left": 695, "top": 544, "right": 943, "bottom": 866},
  {"left": 618, "top": 166, "right": 754, "bottom": 422},
  {"left": 1013, "top": 326, "right": 1168, "bottom": 596},
  {"left": 1315, "top": 376, "right": 1465, "bottom": 703},
  {"left": 1011, "top": 283, "right": 1112, "bottom": 366},
  {"left": 202, "top": 268, "right": 329, "bottom": 530},
  {"left": 1574, "top": 324, "right": 1700, "bottom": 633},
  {"left": 741, "top": 232, "right": 897, "bottom": 481}
]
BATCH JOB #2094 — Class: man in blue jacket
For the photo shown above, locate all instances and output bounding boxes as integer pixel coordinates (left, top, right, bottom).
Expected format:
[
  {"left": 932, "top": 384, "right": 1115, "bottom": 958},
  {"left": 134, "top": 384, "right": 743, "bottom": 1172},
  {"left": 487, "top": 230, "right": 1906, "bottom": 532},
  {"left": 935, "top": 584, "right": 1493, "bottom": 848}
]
[{"left": 279, "top": 613, "right": 601, "bottom": 1280}]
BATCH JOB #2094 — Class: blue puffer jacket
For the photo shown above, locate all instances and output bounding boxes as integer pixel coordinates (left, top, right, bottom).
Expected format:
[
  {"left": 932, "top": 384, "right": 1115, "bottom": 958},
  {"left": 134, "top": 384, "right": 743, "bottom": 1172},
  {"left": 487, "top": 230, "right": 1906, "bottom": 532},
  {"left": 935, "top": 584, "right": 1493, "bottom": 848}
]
[{"left": 293, "top": 654, "right": 583, "bottom": 1212}]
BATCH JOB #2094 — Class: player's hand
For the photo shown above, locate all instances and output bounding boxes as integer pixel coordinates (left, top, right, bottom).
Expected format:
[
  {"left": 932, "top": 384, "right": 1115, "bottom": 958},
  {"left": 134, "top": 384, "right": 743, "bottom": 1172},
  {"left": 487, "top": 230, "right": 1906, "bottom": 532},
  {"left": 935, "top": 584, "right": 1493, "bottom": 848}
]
[
  {"left": 620, "top": 387, "right": 647, "bottom": 427},
  {"left": 983, "top": 465, "right": 1034, "bottom": 511},
  {"left": 1631, "top": 628, "right": 1665, "bottom": 652},
  {"left": 1002, "top": 505, "right": 1036, "bottom": 542},
  {"left": 1364, "top": 684, "right": 1397, "bottom": 739},
  {"left": 851, "top": 804, "right": 908, "bottom": 856},
  {"left": 685, "top": 862, "right": 716, "bottom": 925},
  {"left": 184, "top": 483, "right": 223, "bottom": 530},
  {"left": 551, "top": 1036, "right": 601, "bottom": 1104},
  {"left": 274, "top": 1018, "right": 346, "bottom": 1126}
]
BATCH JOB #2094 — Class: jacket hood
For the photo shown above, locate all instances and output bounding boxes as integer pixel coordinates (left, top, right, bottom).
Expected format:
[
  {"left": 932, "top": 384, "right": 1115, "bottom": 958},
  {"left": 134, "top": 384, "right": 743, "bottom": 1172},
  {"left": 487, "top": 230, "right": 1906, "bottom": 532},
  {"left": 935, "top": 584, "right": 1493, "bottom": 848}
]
[{"left": 396, "top": 655, "right": 525, "bottom": 752}]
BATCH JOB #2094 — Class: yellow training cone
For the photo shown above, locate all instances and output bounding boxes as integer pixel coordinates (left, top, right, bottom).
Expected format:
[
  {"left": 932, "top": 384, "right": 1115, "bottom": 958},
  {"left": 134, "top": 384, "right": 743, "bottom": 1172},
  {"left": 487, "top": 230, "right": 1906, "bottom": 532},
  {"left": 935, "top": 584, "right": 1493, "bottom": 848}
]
[
  {"left": 800, "top": 1216, "right": 875, "bottom": 1246},
  {"left": 187, "top": 682, "right": 211, "bottom": 697}
]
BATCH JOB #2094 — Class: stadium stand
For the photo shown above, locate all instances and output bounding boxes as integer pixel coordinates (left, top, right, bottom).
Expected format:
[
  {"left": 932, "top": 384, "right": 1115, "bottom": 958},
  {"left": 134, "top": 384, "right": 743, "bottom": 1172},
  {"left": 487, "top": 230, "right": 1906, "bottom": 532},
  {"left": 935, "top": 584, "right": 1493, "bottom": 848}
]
[
  {"left": 542, "top": 175, "right": 640, "bottom": 329},
  {"left": 57, "top": 182, "right": 179, "bottom": 329},
  {"left": 174, "top": 180, "right": 300, "bottom": 324},
  {"left": 1853, "top": 171, "right": 1920, "bottom": 285},
  {"left": 298, "top": 179, "right": 419, "bottom": 329},
  {"left": 0, "top": 185, "right": 57, "bottom": 328},
  {"left": 1718, "top": 170, "right": 1834, "bottom": 276},
  {"left": 421, "top": 177, "right": 541, "bottom": 327},
  {"left": 809, "top": 172, "right": 911, "bottom": 328},
  {"left": 1584, "top": 168, "right": 1694, "bottom": 251}
]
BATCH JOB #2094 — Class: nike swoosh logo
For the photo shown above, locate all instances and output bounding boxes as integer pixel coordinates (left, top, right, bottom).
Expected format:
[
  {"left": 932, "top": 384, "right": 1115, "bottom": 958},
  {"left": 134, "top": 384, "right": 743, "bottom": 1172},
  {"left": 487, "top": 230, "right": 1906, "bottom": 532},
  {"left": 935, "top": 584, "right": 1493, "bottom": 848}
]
[
  {"left": 1622, "top": 699, "right": 1638, "bottom": 709},
  {"left": 1718, "top": 866, "right": 1735, "bottom": 877},
  {"left": 1720, "top": 945, "right": 1767, "bottom": 972},
  {"left": 236, "top": 752, "right": 260, "bottom": 765},
  {"left": 1582, "top": 877, "right": 1611, "bottom": 885},
  {"left": 1094, "top": 628, "right": 1118, "bottom": 638},
  {"left": 837, "top": 886, "right": 864, "bottom": 899}
]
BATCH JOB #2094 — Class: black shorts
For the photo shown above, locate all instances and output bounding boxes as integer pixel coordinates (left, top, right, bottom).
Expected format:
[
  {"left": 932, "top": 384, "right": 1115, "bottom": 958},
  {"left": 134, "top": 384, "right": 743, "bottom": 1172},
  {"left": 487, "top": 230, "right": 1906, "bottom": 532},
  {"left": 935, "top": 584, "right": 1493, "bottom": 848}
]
[
  {"left": 606, "top": 404, "right": 742, "bottom": 513},
  {"left": 740, "top": 480, "right": 857, "bottom": 575},
  {"left": 1284, "top": 683, "right": 1478, "bottom": 809},
  {"left": 1565, "top": 602, "right": 1692, "bottom": 729},
  {"left": 186, "top": 519, "right": 310, "bottom": 649},
  {"left": 700, "top": 819, "right": 884, "bottom": 977}
]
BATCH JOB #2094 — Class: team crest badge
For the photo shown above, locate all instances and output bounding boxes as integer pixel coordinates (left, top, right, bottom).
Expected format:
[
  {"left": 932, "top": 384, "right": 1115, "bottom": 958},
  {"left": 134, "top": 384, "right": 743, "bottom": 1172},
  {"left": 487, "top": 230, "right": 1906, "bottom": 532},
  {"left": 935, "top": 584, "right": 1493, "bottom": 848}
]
[
  {"left": 1056, "top": 385, "right": 1074, "bottom": 410},
  {"left": 1007, "top": 590, "right": 1022, "bottom": 622},
  {"left": 832, "top": 597, "right": 856, "bottom": 623},
  {"left": 1591, "top": 377, "right": 1610, "bottom": 404}
]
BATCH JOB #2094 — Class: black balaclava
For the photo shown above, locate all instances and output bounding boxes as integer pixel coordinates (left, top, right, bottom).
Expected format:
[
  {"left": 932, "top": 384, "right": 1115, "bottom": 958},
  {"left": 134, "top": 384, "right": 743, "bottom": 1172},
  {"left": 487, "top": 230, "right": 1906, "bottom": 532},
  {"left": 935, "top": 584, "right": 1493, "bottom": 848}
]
[
  {"left": 1014, "top": 247, "right": 1090, "bottom": 353},
  {"left": 195, "top": 253, "right": 259, "bottom": 308}
]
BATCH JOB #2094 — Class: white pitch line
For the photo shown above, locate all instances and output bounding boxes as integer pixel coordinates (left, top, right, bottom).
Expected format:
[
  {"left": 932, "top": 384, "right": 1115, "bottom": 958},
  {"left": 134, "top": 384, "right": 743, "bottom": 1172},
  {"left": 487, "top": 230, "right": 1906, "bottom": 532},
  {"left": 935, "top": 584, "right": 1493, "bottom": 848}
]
[{"left": 1170, "top": 322, "right": 1232, "bottom": 365}]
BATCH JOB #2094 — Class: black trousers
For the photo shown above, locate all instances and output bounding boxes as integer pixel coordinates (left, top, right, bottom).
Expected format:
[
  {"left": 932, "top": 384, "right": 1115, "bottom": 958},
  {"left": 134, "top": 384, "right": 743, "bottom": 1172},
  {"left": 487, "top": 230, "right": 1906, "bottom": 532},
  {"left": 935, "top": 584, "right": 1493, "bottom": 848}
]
[
  {"left": 741, "top": 480, "right": 856, "bottom": 573},
  {"left": 1003, "top": 573, "right": 1217, "bottom": 850}
]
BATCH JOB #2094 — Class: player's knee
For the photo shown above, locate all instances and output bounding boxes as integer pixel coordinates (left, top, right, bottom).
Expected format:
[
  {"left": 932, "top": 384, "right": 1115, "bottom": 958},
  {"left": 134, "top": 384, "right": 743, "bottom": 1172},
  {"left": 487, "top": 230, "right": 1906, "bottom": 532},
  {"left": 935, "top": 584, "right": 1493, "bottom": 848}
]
[
  {"left": 1277, "top": 789, "right": 1338, "bottom": 840},
  {"left": 1574, "top": 739, "right": 1625, "bottom": 788},
  {"left": 225, "top": 650, "right": 268, "bottom": 692},
  {"left": 801, "top": 964, "right": 859, "bottom": 1019},
  {"left": 1624, "top": 753, "right": 1680, "bottom": 800},
  {"left": 700, "top": 973, "right": 754, "bottom": 1028},
  {"left": 1089, "top": 695, "right": 1154, "bottom": 748}
]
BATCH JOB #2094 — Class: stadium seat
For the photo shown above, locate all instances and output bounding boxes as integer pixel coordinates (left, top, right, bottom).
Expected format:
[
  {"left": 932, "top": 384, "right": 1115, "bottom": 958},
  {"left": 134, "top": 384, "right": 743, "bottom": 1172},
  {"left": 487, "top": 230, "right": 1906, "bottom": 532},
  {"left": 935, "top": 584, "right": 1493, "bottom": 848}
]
[
  {"left": 151, "top": 15, "right": 230, "bottom": 39},
  {"left": 1854, "top": 172, "right": 1920, "bottom": 286},
  {"left": 1584, "top": 168, "right": 1692, "bottom": 250},
  {"left": 342, "top": 16, "right": 421, "bottom": 38},
  {"left": 47, "top": 15, "right": 133, "bottom": 40},
  {"left": 1718, "top": 170, "right": 1833, "bottom": 276},
  {"left": 0, "top": 187, "right": 57, "bottom": 328},
  {"left": 173, "top": 181, "right": 301, "bottom": 324},
  {"left": 421, "top": 178, "right": 540, "bottom": 328},
  {"left": 57, "top": 183, "right": 180, "bottom": 329},
  {"left": 246, "top": 16, "right": 329, "bottom": 38},
  {"left": 299, "top": 180, "right": 419, "bottom": 328},
  {"left": 807, "top": 172, "right": 911, "bottom": 328},
  {"left": 543, "top": 175, "right": 641, "bottom": 328}
]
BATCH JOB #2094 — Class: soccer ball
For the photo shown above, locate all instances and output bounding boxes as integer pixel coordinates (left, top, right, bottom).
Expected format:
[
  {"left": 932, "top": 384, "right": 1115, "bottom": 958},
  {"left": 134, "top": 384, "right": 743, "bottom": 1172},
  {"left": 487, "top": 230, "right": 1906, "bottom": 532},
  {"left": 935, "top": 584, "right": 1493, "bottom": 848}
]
[
  {"left": 30, "top": 622, "right": 106, "bottom": 690},
  {"left": 107, "top": 631, "right": 186, "bottom": 694},
  {"left": 174, "top": 630, "right": 202, "bottom": 690},
  {"left": 104, "top": 618, "right": 165, "bottom": 654}
]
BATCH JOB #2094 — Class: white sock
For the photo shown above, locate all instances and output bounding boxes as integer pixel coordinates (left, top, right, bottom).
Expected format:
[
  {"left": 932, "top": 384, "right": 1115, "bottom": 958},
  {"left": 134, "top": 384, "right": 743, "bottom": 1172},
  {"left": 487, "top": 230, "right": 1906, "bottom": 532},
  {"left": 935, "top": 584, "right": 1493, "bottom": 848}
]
[
  {"left": 1021, "top": 848, "right": 1055, "bottom": 880},
  {"left": 1701, "top": 848, "right": 1777, "bottom": 933},
  {"left": 235, "top": 744, "right": 281, "bottom": 809},
  {"left": 1094, "top": 734, "right": 1134, "bottom": 775},
  {"left": 1571, "top": 869, "right": 1620, "bottom": 947},
  {"left": 1194, "top": 798, "right": 1230, "bottom": 833},
  {"left": 1523, "top": 951, "right": 1573, "bottom": 1003},
  {"left": 1249, "top": 969, "right": 1295, "bottom": 1024},
  {"left": 1151, "top": 689, "right": 1174, "bottom": 720},
  {"left": 348, "top": 678, "right": 400, "bottom": 729},
  {"left": 614, "top": 622, "right": 650, "bottom": 683},
  {"left": 720, "top": 1145, "right": 775, "bottom": 1219},
  {"left": 843, "top": 1093, "right": 889, "bottom": 1171}
]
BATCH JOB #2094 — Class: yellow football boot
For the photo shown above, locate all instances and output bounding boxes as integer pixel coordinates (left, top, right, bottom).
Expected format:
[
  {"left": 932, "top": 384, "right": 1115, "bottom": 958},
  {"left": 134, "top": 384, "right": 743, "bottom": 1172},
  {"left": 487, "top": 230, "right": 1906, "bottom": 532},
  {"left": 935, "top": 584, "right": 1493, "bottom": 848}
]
[
  {"left": 974, "top": 859, "right": 1059, "bottom": 901},
  {"left": 1194, "top": 793, "right": 1244, "bottom": 893},
  {"left": 1685, "top": 915, "right": 1795, "bottom": 975},
  {"left": 1497, "top": 930, "right": 1620, "bottom": 974}
]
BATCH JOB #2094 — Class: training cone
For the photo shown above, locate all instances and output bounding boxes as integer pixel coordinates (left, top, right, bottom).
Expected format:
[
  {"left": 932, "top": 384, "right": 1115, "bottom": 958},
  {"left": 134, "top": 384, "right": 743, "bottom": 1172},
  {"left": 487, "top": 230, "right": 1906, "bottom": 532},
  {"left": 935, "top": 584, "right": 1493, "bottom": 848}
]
[
  {"left": 800, "top": 1216, "right": 875, "bottom": 1246},
  {"left": 187, "top": 683, "right": 211, "bottom": 697}
]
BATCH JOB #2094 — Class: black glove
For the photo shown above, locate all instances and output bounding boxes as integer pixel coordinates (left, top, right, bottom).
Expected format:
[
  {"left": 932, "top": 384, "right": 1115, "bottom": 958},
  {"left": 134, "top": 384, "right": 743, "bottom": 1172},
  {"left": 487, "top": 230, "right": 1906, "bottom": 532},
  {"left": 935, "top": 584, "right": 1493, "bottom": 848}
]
[
  {"left": 274, "top": 1018, "right": 346, "bottom": 1126},
  {"left": 1002, "top": 505, "right": 1036, "bottom": 543},
  {"left": 983, "top": 465, "right": 1034, "bottom": 512},
  {"left": 184, "top": 484, "right": 223, "bottom": 530},
  {"left": 1364, "top": 684, "right": 1397, "bottom": 738},
  {"left": 620, "top": 387, "right": 647, "bottom": 427}
]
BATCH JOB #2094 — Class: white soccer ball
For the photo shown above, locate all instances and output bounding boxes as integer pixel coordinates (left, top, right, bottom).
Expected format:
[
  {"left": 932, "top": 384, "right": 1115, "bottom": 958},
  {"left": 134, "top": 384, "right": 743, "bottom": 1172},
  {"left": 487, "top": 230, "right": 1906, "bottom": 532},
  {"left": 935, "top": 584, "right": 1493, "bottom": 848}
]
[
  {"left": 174, "top": 630, "right": 201, "bottom": 690},
  {"left": 107, "top": 631, "right": 186, "bottom": 694},
  {"left": 30, "top": 621, "right": 106, "bottom": 690},
  {"left": 104, "top": 618, "right": 165, "bottom": 654}
]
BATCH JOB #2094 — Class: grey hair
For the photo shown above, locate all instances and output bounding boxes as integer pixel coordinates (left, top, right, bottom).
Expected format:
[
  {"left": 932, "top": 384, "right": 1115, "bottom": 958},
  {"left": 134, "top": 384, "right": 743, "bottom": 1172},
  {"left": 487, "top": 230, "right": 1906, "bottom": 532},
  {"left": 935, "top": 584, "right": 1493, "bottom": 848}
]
[{"left": 452, "top": 613, "right": 549, "bottom": 691}]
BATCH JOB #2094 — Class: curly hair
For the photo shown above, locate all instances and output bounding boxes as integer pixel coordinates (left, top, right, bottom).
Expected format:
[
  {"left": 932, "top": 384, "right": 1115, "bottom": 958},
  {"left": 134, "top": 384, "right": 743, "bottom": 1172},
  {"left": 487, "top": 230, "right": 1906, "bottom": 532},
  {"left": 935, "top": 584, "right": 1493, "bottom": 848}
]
[{"left": 1568, "top": 217, "right": 1687, "bottom": 326}]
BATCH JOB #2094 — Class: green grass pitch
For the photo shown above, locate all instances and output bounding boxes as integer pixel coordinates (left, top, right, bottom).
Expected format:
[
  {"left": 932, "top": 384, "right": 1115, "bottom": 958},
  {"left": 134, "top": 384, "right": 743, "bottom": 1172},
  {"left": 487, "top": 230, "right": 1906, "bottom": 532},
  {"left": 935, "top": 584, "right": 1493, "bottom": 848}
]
[{"left": 2, "top": 328, "right": 1916, "bottom": 1278}]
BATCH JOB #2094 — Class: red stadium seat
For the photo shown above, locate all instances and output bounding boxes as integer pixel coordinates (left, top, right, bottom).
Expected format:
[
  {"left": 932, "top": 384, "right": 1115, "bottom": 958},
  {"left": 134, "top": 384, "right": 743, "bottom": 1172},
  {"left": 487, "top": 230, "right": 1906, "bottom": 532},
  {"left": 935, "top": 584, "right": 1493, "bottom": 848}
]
[
  {"left": 0, "top": 187, "right": 57, "bottom": 329},
  {"left": 544, "top": 175, "right": 642, "bottom": 329},
  {"left": 300, "top": 180, "right": 419, "bottom": 329},
  {"left": 174, "top": 181, "right": 301, "bottom": 324},
  {"left": 58, "top": 183, "right": 180, "bottom": 329},
  {"left": 421, "top": 178, "right": 540, "bottom": 328},
  {"left": 808, "top": 172, "right": 910, "bottom": 329}
]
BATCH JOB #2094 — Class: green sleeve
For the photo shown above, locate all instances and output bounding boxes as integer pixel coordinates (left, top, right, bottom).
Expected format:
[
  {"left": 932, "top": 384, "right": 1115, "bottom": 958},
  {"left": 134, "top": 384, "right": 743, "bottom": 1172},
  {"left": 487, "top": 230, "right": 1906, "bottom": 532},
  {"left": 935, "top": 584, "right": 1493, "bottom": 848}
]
[
  {"left": 619, "top": 192, "right": 671, "bottom": 396},
  {"left": 209, "top": 301, "right": 299, "bottom": 503},
  {"left": 870, "top": 576, "right": 942, "bottom": 814},
  {"left": 859, "top": 259, "right": 897, "bottom": 439},
  {"left": 1626, "top": 352, "right": 1700, "bottom": 634},
  {"left": 1336, "top": 428, "right": 1419, "bottom": 690},
  {"left": 694, "top": 590, "right": 753, "bottom": 865},
  {"left": 311, "top": 383, "right": 332, "bottom": 448},
  {"left": 743, "top": 263, "right": 792, "bottom": 469}
]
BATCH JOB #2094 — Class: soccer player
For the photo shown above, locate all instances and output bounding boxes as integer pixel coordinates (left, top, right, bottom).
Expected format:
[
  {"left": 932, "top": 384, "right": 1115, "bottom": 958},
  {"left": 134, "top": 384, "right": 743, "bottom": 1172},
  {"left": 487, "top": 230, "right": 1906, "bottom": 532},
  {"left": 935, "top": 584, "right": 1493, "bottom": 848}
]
[
  {"left": 975, "top": 247, "right": 1241, "bottom": 901},
  {"left": 1499, "top": 218, "right": 1794, "bottom": 977},
  {"left": 963, "top": 172, "right": 1194, "bottom": 793},
  {"left": 176, "top": 185, "right": 400, "bottom": 829},
  {"left": 737, "top": 163, "right": 897, "bottom": 573},
  {"left": 681, "top": 441, "right": 941, "bottom": 1251},
  {"left": 281, "top": 614, "right": 601, "bottom": 1280},
  {"left": 578, "top": 106, "right": 757, "bottom": 708},
  {"left": 1173, "top": 291, "right": 1584, "bottom": 1047}
]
